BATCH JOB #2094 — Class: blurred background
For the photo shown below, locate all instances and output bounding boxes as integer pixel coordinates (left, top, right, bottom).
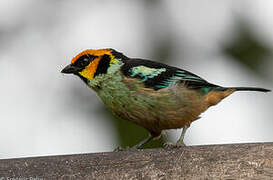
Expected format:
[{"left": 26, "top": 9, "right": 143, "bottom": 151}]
[{"left": 1, "top": 0, "right": 273, "bottom": 159}]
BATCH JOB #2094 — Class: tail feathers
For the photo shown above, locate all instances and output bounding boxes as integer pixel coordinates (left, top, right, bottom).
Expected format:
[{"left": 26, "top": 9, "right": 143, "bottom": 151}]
[
  {"left": 223, "top": 87, "right": 271, "bottom": 92},
  {"left": 205, "top": 86, "right": 270, "bottom": 106}
]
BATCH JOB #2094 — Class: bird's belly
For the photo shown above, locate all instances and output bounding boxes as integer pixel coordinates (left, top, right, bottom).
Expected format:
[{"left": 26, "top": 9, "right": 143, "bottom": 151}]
[
  {"left": 97, "top": 88, "right": 161, "bottom": 133},
  {"left": 96, "top": 84, "right": 207, "bottom": 134}
]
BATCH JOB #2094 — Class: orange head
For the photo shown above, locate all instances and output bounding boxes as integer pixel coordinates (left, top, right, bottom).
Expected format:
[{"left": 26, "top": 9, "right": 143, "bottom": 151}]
[{"left": 61, "top": 48, "right": 128, "bottom": 83}]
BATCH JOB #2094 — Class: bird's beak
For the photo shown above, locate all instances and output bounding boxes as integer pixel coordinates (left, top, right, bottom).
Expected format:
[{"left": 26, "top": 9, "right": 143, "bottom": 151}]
[{"left": 61, "top": 64, "right": 80, "bottom": 74}]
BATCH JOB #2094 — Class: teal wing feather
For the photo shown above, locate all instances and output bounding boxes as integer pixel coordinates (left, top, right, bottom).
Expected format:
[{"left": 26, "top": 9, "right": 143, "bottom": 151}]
[{"left": 121, "top": 59, "right": 219, "bottom": 93}]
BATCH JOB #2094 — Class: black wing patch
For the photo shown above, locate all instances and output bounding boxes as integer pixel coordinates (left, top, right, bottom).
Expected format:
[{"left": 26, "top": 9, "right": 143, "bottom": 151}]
[{"left": 121, "top": 59, "right": 217, "bottom": 90}]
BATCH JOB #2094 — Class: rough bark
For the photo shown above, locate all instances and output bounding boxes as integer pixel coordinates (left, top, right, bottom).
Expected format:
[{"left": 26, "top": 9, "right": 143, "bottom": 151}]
[{"left": 1, "top": 143, "right": 273, "bottom": 179}]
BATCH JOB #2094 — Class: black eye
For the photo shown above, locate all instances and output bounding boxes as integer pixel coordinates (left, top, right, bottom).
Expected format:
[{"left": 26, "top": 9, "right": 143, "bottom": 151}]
[
  {"left": 80, "top": 58, "right": 90, "bottom": 67},
  {"left": 73, "top": 54, "right": 96, "bottom": 68}
]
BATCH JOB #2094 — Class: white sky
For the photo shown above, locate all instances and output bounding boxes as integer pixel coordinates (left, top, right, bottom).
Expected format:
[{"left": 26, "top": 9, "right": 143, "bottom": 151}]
[{"left": 0, "top": 0, "right": 272, "bottom": 158}]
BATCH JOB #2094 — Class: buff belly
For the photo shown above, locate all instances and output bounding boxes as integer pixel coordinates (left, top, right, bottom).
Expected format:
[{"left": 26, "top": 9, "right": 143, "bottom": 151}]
[{"left": 94, "top": 76, "right": 210, "bottom": 136}]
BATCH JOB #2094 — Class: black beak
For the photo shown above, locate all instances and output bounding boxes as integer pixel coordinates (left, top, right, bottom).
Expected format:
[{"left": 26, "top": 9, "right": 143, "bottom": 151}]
[{"left": 61, "top": 64, "right": 80, "bottom": 74}]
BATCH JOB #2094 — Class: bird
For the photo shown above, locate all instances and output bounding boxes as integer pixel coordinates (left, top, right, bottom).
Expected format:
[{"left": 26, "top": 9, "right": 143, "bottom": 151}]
[{"left": 61, "top": 48, "right": 270, "bottom": 149}]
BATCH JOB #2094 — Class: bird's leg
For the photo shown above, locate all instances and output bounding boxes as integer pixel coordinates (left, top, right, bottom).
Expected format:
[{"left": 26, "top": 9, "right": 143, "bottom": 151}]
[
  {"left": 163, "top": 127, "right": 189, "bottom": 148},
  {"left": 176, "top": 126, "right": 189, "bottom": 146},
  {"left": 114, "top": 134, "right": 157, "bottom": 151},
  {"left": 161, "top": 130, "right": 168, "bottom": 140},
  {"left": 132, "top": 135, "right": 155, "bottom": 149},
  {"left": 162, "top": 130, "right": 175, "bottom": 147}
]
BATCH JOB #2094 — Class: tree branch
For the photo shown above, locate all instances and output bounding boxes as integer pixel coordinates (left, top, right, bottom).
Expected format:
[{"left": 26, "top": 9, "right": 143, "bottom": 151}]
[{"left": 1, "top": 143, "right": 273, "bottom": 179}]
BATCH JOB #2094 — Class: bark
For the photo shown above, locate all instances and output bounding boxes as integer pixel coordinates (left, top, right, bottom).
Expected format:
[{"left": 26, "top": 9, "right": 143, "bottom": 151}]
[{"left": 1, "top": 143, "right": 273, "bottom": 179}]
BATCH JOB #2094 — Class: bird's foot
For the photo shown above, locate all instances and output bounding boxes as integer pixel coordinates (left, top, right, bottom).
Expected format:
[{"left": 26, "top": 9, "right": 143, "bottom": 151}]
[
  {"left": 113, "top": 146, "right": 139, "bottom": 152},
  {"left": 176, "top": 141, "right": 186, "bottom": 147},
  {"left": 113, "top": 146, "right": 124, "bottom": 152},
  {"left": 163, "top": 142, "right": 186, "bottom": 149},
  {"left": 163, "top": 142, "right": 177, "bottom": 149}
]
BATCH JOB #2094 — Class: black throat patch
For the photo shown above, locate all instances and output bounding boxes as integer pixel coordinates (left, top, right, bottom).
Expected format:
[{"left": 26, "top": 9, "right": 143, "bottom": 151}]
[{"left": 76, "top": 73, "right": 88, "bottom": 84}]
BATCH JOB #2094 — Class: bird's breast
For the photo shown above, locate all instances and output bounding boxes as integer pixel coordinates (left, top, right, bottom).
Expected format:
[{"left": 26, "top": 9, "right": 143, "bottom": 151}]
[{"left": 93, "top": 74, "right": 209, "bottom": 133}]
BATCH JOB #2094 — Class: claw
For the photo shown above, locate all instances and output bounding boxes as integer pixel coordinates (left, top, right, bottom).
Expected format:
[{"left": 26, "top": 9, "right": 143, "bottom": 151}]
[
  {"left": 163, "top": 142, "right": 186, "bottom": 149},
  {"left": 113, "top": 146, "right": 139, "bottom": 152},
  {"left": 113, "top": 146, "right": 124, "bottom": 152},
  {"left": 175, "top": 141, "right": 186, "bottom": 147},
  {"left": 163, "top": 142, "right": 176, "bottom": 149}
]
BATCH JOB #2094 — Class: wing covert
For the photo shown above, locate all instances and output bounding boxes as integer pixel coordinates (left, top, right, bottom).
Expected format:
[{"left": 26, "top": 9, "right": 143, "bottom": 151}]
[{"left": 121, "top": 59, "right": 216, "bottom": 90}]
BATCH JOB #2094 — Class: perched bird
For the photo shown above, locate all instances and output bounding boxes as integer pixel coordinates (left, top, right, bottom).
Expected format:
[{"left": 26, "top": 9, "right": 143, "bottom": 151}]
[{"left": 61, "top": 48, "right": 270, "bottom": 149}]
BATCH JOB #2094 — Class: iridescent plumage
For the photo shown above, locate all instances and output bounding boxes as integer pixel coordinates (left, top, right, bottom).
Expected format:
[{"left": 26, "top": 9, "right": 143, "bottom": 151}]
[{"left": 61, "top": 48, "right": 270, "bottom": 149}]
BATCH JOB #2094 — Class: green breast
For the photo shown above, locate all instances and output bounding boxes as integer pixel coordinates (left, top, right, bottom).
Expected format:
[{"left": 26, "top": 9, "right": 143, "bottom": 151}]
[
  {"left": 87, "top": 70, "right": 174, "bottom": 131},
  {"left": 86, "top": 66, "right": 207, "bottom": 133},
  {"left": 91, "top": 71, "right": 150, "bottom": 115}
]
